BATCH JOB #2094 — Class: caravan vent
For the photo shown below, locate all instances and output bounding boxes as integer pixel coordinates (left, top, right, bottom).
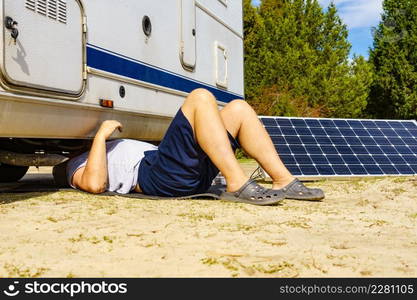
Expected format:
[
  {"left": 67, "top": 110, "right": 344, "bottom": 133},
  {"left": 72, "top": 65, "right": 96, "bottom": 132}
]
[
  {"left": 25, "top": 0, "right": 36, "bottom": 11},
  {"left": 57, "top": 0, "right": 67, "bottom": 24},
  {"left": 25, "top": 0, "right": 67, "bottom": 24}
]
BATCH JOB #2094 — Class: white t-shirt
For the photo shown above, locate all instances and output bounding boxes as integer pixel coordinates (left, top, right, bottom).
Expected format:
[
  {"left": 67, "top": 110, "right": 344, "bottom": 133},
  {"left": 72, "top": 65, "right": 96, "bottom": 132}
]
[{"left": 66, "top": 139, "right": 158, "bottom": 194}]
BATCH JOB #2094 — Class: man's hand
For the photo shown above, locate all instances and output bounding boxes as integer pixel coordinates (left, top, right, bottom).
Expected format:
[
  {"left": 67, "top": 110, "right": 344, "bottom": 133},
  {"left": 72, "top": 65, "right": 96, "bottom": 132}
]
[
  {"left": 72, "top": 120, "right": 122, "bottom": 194},
  {"left": 96, "top": 120, "right": 123, "bottom": 140}
]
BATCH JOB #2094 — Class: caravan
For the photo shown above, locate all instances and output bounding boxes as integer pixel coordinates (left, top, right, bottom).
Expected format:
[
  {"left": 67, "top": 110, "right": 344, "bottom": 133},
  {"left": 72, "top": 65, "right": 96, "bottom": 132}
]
[{"left": 0, "top": 0, "right": 244, "bottom": 182}]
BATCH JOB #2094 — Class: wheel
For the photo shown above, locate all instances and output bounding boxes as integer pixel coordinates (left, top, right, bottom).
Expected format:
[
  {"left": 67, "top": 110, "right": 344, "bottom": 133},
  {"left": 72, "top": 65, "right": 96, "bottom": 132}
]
[{"left": 0, "top": 163, "right": 29, "bottom": 182}]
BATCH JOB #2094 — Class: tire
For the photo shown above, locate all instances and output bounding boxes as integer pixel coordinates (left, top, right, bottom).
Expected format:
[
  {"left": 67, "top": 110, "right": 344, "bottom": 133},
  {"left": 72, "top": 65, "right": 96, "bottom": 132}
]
[{"left": 0, "top": 163, "right": 29, "bottom": 182}]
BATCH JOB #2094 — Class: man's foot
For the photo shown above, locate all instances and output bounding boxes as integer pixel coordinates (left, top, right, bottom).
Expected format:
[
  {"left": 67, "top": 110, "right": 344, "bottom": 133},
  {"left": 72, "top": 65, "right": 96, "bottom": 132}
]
[
  {"left": 220, "top": 179, "right": 284, "bottom": 206},
  {"left": 274, "top": 178, "right": 325, "bottom": 201},
  {"left": 272, "top": 176, "right": 296, "bottom": 189}
]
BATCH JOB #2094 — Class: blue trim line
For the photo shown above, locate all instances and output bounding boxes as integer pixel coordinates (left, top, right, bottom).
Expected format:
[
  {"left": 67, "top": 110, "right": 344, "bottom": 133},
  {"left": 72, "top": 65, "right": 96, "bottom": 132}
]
[{"left": 86, "top": 44, "right": 243, "bottom": 103}]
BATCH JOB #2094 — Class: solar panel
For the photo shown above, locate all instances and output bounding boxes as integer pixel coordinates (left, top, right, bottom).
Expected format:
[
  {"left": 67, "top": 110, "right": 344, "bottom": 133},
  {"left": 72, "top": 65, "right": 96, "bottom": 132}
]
[{"left": 260, "top": 117, "right": 417, "bottom": 177}]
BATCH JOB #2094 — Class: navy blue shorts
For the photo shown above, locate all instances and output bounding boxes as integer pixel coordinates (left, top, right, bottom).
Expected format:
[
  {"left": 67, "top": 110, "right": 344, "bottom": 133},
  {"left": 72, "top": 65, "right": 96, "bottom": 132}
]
[{"left": 138, "top": 108, "right": 240, "bottom": 197}]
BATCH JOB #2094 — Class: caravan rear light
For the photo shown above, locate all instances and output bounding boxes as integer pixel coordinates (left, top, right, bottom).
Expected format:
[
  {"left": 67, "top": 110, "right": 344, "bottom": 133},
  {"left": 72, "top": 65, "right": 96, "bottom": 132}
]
[{"left": 99, "top": 99, "right": 114, "bottom": 108}]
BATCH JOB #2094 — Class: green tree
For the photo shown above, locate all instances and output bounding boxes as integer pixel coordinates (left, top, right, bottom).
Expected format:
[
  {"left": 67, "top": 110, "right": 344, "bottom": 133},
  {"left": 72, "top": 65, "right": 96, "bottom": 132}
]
[
  {"left": 243, "top": 0, "right": 268, "bottom": 100},
  {"left": 368, "top": 0, "right": 417, "bottom": 119},
  {"left": 243, "top": 0, "right": 373, "bottom": 118}
]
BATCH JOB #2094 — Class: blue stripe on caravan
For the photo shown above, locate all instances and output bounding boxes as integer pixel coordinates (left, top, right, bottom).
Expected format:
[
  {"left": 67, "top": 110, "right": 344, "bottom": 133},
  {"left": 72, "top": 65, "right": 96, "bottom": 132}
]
[{"left": 86, "top": 45, "right": 243, "bottom": 103}]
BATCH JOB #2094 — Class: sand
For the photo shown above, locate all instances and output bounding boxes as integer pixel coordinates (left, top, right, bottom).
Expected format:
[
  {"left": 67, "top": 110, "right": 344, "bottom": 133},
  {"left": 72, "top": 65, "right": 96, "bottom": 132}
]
[{"left": 0, "top": 162, "right": 416, "bottom": 278}]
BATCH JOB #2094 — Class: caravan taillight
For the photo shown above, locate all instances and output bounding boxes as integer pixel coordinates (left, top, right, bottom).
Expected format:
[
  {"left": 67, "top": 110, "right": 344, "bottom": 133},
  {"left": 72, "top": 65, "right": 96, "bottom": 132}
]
[{"left": 99, "top": 99, "right": 114, "bottom": 108}]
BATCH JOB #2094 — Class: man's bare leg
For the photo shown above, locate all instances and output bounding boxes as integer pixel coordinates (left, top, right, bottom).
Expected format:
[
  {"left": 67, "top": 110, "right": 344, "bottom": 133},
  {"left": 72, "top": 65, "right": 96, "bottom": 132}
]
[
  {"left": 220, "top": 100, "right": 295, "bottom": 189},
  {"left": 181, "top": 89, "right": 248, "bottom": 192}
]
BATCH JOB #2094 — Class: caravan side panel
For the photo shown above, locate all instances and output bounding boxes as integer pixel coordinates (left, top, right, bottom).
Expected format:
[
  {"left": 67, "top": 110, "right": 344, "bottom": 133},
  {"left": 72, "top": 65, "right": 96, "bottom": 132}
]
[
  {"left": 82, "top": 0, "right": 244, "bottom": 111},
  {"left": 0, "top": 0, "right": 244, "bottom": 141},
  {"left": 0, "top": 0, "right": 85, "bottom": 95}
]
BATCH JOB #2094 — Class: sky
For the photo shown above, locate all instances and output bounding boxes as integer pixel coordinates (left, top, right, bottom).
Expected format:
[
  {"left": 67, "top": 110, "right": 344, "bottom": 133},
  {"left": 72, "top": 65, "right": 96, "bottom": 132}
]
[{"left": 251, "top": 0, "right": 384, "bottom": 58}]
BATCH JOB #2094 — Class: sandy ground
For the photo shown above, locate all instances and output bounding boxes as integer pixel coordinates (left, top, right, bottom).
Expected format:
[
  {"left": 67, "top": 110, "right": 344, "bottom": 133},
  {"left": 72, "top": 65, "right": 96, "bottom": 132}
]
[{"left": 0, "top": 162, "right": 416, "bottom": 278}]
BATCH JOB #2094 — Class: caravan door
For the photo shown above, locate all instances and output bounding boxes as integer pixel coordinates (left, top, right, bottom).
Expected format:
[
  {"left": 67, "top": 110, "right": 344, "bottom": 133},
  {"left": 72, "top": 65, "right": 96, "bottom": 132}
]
[
  {"left": 180, "top": 0, "right": 196, "bottom": 71},
  {"left": 1, "top": 0, "right": 85, "bottom": 96}
]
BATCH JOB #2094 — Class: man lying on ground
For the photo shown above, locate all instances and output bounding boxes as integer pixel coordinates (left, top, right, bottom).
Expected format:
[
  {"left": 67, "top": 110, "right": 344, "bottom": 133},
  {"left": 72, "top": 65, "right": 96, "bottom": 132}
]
[{"left": 66, "top": 88, "right": 324, "bottom": 205}]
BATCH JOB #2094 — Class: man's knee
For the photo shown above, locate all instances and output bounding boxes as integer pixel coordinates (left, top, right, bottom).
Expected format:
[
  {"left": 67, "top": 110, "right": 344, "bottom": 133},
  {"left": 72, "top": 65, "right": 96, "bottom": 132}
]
[
  {"left": 225, "top": 99, "right": 254, "bottom": 115},
  {"left": 186, "top": 88, "right": 217, "bottom": 107}
]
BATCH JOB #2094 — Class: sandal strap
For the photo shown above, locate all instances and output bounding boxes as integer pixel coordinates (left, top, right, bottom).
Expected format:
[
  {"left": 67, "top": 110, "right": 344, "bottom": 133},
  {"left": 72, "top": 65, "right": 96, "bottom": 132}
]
[
  {"left": 220, "top": 178, "right": 285, "bottom": 205},
  {"left": 281, "top": 178, "right": 323, "bottom": 199},
  {"left": 234, "top": 179, "right": 274, "bottom": 198},
  {"left": 237, "top": 179, "right": 284, "bottom": 200},
  {"left": 233, "top": 179, "right": 257, "bottom": 197},
  {"left": 282, "top": 179, "right": 302, "bottom": 192}
]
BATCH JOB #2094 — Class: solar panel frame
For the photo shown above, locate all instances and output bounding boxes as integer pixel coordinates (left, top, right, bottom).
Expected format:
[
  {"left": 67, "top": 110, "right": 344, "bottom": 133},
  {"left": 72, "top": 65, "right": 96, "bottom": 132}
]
[{"left": 260, "top": 116, "right": 417, "bottom": 179}]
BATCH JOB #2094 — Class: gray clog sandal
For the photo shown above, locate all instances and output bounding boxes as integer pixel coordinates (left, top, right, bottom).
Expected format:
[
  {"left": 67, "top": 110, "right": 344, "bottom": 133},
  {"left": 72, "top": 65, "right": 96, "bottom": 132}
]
[
  {"left": 278, "top": 178, "right": 325, "bottom": 201},
  {"left": 220, "top": 179, "right": 284, "bottom": 206}
]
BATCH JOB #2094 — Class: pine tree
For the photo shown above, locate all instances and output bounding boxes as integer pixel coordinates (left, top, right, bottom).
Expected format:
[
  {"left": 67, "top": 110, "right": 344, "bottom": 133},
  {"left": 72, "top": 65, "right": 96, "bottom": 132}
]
[
  {"left": 243, "top": 0, "right": 268, "bottom": 100},
  {"left": 368, "top": 0, "right": 417, "bottom": 119},
  {"left": 243, "top": 0, "right": 373, "bottom": 118}
]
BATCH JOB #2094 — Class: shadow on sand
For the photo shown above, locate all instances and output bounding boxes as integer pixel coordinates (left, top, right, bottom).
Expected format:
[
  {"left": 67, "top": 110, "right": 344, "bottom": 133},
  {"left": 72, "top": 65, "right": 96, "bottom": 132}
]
[{"left": 0, "top": 173, "right": 69, "bottom": 204}]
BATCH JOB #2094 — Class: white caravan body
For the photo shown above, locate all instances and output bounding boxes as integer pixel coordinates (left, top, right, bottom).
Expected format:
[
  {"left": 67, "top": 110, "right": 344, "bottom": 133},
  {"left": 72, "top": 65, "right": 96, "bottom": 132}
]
[{"left": 0, "top": 0, "right": 244, "bottom": 144}]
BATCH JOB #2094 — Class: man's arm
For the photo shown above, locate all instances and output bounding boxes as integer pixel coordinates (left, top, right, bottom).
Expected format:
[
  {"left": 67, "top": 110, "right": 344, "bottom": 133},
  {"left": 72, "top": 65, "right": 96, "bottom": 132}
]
[{"left": 72, "top": 120, "right": 123, "bottom": 194}]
